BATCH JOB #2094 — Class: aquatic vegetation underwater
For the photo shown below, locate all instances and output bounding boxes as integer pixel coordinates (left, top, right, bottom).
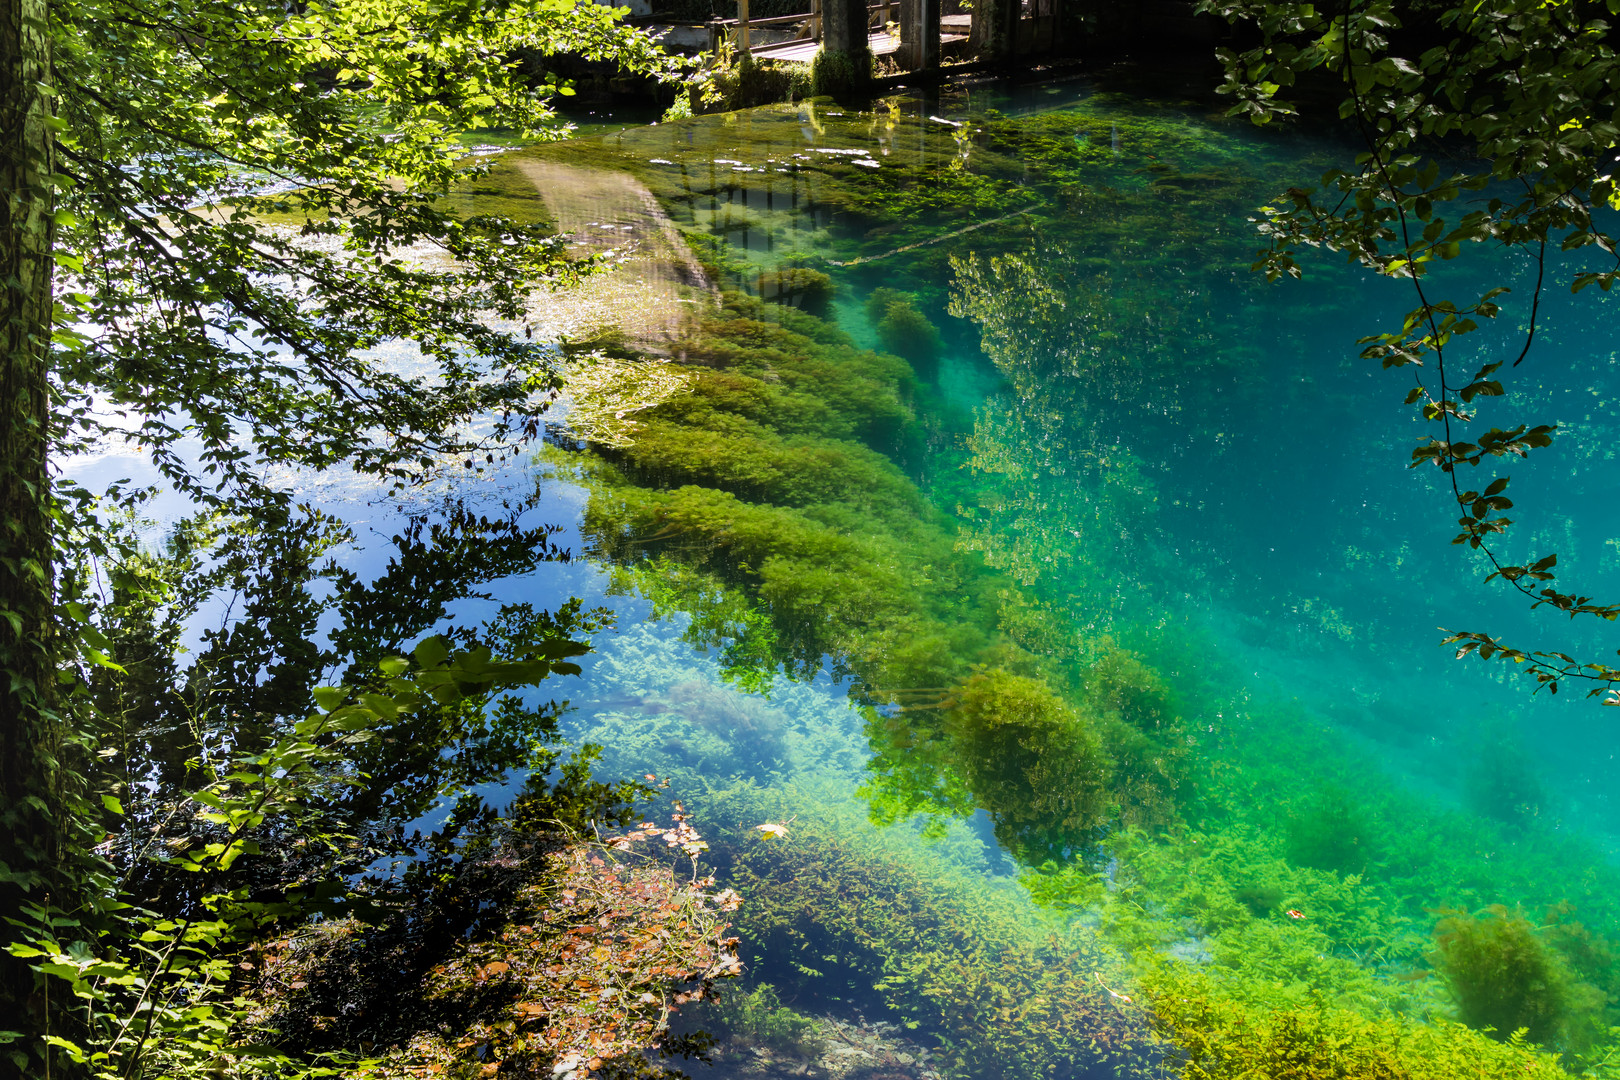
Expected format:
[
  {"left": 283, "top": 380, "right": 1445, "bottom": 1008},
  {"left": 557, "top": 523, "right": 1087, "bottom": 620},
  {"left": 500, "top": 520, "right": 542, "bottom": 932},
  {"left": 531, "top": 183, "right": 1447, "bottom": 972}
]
[
  {"left": 549, "top": 289, "right": 1191, "bottom": 850},
  {"left": 1465, "top": 729, "right": 1552, "bottom": 831},
  {"left": 566, "top": 624, "right": 1158, "bottom": 1080},
  {"left": 865, "top": 287, "right": 944, "bottom": 376},
  {"left": 513, "top": 89, "right": 1620, "bottom": 1079},
  {"left": 1146, "top": 958, "right": 1571, "bottom": 1080},
  {"left": 1430, "top": 906, "right": 1586, "bottom": 1047},
  {"left": 552, "top": 290, "right": 1620, "bottom": 1073},
  {"left": 697, "top": 981, "right": 825, "bottom": 1058}
]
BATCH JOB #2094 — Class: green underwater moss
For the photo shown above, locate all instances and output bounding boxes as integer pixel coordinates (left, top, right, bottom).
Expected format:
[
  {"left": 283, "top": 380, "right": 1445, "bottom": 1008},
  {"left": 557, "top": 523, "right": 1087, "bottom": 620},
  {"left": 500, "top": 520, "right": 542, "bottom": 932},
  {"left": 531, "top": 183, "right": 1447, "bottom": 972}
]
[
  {"left": 941, "top": 668, "right": 1111, "bottom": 862},
  {"left": 1429, "top": 906, "right": 1601, "bottom": 1048},
  {"left": 552, "top": 277, "right": 1620, "bottom": 1071},
  {"left": 555, "top": 289, "right": 1192, "bottom": 850},
  {"left": 527, "top": 94, "right": 1620, "bottom": 1079},
  {"left": 1147, "top": 958, "right": 1571, "bottom": 1080}
]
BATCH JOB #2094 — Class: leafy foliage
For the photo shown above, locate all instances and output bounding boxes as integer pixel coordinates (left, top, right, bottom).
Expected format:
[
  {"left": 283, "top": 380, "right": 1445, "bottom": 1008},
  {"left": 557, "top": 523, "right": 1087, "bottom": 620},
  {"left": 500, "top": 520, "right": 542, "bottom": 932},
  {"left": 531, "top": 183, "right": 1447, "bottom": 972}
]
[
  {"left": 1, "top": 0, "right": 701, "bottom": 1068},
  {"left": 52, "top": 0, "right": 678, "bottom": 524},
  {"left": 1199, "top": 0, "right": 1620, "bottom": 699},
  {"left": 22, "top": 623, "right": 596, "bottom": 1078}
]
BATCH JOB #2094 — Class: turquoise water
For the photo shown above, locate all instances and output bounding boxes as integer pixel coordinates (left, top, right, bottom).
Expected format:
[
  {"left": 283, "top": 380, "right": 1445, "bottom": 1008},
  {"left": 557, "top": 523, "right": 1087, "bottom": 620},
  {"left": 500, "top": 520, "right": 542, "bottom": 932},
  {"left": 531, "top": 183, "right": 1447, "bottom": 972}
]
[
  {"left": 526, "top": 83, "right": 1620, "bottom": 824},
  {"left": 75, "top": 76, "right": 1620, "bottom": 1075},
  {"left": 493, "top": 80, "right": 1620, "bottom": 1074}
]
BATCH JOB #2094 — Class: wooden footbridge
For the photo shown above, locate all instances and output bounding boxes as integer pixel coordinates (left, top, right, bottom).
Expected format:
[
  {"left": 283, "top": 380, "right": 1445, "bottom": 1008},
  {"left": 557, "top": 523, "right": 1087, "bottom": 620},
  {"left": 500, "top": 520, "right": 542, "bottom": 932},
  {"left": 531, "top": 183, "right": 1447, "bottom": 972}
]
[
  {"left": 705, "top": 0, "right": 971, "bottom": 65},
  {"left": 656, "top": 0, "right": 1215, "bottom": 81}
]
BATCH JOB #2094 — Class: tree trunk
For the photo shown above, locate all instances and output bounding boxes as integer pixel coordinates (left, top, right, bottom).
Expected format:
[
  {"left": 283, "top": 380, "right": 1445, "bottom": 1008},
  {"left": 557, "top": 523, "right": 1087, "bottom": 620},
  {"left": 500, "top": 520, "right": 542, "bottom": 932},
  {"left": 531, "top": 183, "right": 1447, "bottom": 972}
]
[
  {"left": 0, "top": 0, "right": 61, "bottom": 1071},
  {"left": 813, "top": 0, "right": 871, "bottom": 98},
  {"left": 980, "top": 0, "right": 1019, "bottom": 64}
]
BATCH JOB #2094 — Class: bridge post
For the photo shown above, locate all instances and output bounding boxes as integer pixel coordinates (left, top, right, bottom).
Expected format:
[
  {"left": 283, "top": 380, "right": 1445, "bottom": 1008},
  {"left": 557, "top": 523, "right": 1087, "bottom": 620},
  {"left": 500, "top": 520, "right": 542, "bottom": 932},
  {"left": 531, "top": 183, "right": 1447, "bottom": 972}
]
[
  {"left": 813, "top": 0, "right": 872, "bottom": 96},
  {"left": 810, "top": 0, "right": 822, "bottom": 42},
  {"left": 918, "top": 0, "right": 939, "bottom": 69},
  {"left": 978, "top": 0, "right": 1018, "bottom": 63},
  {"left": 738, "top": 0, "right": 751, "bottom": 55},
  {"left": 899, "top": 0, "right": 937, "bottom": 70}
]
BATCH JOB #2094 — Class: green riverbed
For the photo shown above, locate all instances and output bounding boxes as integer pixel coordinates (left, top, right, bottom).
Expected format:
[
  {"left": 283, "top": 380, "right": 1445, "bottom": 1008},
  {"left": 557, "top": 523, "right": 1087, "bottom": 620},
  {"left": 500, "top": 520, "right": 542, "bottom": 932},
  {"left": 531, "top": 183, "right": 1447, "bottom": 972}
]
[{"left": 439, "top": 81, "right": 1620, "bottom": 1077}]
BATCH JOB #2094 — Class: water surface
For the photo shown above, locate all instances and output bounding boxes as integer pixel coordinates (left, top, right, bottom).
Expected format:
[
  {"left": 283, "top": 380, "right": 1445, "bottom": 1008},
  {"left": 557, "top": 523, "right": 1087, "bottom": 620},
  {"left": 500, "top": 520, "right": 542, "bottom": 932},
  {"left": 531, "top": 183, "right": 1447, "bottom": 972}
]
[{"left": 488, "top": 79, "right": 1620, "bottom": 1075}]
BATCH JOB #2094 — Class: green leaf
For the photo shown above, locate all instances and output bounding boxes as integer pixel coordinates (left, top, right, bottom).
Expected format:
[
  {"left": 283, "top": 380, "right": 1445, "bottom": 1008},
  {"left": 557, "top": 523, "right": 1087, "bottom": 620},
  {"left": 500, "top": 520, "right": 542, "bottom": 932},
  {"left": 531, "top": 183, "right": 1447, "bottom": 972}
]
[{"left": 414, "top": 635, "right": 451, "bottom": 669}]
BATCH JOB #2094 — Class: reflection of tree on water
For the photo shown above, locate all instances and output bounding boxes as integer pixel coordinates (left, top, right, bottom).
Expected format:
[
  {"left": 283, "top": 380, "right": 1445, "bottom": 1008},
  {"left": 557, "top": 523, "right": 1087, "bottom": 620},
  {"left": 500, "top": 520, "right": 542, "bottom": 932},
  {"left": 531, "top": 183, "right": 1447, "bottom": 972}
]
[
  {"left": 947, "top": 227, "right": 1252, "bottom": 624},
  {"left": 90, "top": 493, "right": 607, "bottom": 915}
]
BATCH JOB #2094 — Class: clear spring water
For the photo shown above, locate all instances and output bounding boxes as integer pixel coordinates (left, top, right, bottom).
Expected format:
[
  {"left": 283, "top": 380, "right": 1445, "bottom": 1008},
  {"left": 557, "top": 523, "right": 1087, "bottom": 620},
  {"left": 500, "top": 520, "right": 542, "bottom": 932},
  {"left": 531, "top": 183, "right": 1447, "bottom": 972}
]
[
  {"left": 547, "top": 82, "right": 1620, "bottom": 820},
  {"left": 499, "top": 78, "right": 1620, "bottom": 1072},
  {"left": 72, "top": 73, "right": 1620, "bottom": 1074}
]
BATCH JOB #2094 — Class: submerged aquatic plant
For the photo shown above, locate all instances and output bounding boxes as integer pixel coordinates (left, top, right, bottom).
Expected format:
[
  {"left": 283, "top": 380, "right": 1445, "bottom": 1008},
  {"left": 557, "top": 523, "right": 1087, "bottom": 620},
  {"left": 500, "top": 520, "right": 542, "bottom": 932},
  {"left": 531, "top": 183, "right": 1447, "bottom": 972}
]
[
  {"left": 695, "top": 785, "right": 1157, "bottom": 1080},
  {"left": 698, "top": 981, "right": 824, "bottom": 1057},
  {"left": 1084, "top": 645, "right": 1191, "bottom": 827},
  {"left": 865, "top": 287, "right": 944, "bottom": 375},
  {"left": 1146, "top": 957, "right": 1568, "bottom": 1080},
  {"left": 755, "top": 264, "right": 836, "bottom": 316},
  {"left": 1085, "top": 647, "right": 1177, "bottom": 733},
  {"left": 1284, "top": 786, "right": 1374, "bottom": 877},
  {"left": 1430, "top": 905, "right": 1581, "bottom": 1046},
  {"left": 247, "top": 803, "right": 742, "bottom": 1079},
  {"left": 525, "top": 97, "right": 1620, "bottom": 1077},
  {"left": 1465, "top": 731, "right": 1549, "bottom": 830},
  {"left": 943, "top": 668, "right": 1112, "bottom": 862}
]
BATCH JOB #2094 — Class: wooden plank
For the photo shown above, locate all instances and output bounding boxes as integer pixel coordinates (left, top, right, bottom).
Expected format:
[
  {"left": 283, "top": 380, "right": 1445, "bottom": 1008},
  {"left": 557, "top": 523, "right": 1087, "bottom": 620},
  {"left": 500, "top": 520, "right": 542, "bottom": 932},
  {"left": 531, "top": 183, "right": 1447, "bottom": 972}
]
[
  {"left": 711, "top": 12, "right": 810, "bottom": 28},
  {"left": 752, "top": 27, "right": 900, "bottom": 61},
  {"left": 751, "top": 37, "right": 820, "bottom": 61}
]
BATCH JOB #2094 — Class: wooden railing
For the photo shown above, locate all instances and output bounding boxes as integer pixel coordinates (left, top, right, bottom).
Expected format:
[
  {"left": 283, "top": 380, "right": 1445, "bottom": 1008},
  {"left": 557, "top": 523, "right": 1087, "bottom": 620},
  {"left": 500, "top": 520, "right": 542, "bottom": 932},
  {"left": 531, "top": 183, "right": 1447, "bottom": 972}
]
[{"left": 707, "top": 0, "right": 897, "bottom": 57}]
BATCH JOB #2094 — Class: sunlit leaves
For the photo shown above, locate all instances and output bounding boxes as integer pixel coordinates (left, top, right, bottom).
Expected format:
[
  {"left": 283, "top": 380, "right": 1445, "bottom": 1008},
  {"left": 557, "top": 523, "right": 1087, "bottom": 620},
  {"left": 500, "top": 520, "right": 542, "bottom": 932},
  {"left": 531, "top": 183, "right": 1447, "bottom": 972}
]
[
  {"left": 49, "top": 0, "right": 686, "bottom": 521},
  {"left": 1203, "top": 0, "right": 1620, "bottom": 697}
]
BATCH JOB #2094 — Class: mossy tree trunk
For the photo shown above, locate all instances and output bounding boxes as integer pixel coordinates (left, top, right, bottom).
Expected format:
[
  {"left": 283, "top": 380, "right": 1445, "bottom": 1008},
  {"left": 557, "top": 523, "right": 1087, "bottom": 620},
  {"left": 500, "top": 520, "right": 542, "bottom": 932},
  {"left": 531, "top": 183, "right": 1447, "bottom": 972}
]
[
  {"left": 812, "top": 0, "right": 872, "bottom": 98},
  {"left": 0, "top": 0, "right": 64, "bottom": 1073}
]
